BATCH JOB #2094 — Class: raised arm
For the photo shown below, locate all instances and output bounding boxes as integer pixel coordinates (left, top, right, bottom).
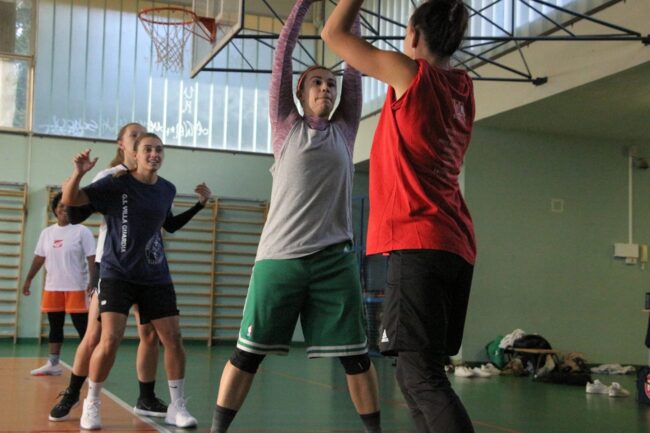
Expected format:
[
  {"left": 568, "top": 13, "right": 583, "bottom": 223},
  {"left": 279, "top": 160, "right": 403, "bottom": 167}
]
[
  {"left": 62, "top": 149, "right": 97, "bottom": 206},
  {"left": 269, "top": 0, "right": 315, "bottom": 157},
  {"left": 321, "top": 0, "right": 417, "bottom": 99},
  {"left": 162, "top": 183, "right": 212, "bottom": 233},
  {"left": 331, "top": 14, "right": 362, "bottom": 152},
  {"left": 163, "top": 203, "right": 204, "bottom": 233}
]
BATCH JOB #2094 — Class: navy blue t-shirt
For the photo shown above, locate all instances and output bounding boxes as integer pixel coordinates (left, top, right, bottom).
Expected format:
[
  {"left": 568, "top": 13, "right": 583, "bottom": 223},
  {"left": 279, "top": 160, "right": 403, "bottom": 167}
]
[{"left": 82, "top": 172, "right": 176, "bottom": 284}]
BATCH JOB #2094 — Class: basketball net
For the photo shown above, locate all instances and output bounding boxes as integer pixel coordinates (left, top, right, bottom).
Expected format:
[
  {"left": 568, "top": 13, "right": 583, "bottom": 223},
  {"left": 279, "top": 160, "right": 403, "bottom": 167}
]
[{"left": 138, "top": 7, "right": 216, "bottom": 73}]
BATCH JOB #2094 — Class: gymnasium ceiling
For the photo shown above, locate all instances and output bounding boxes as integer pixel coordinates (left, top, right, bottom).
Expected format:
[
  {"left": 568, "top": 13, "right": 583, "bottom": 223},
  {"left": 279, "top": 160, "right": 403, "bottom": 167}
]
[
  {"left": 238, "top": 0, "right": 649, "bottom": 148},
  {"left": 354, "top": 60, "right": 650, "bottom": 171},
  {"left": 476, "top": 60, "right": 650, "bottom": 146},
  {"left": 214, "top": 1, "right": 649, "bottom": 157}
]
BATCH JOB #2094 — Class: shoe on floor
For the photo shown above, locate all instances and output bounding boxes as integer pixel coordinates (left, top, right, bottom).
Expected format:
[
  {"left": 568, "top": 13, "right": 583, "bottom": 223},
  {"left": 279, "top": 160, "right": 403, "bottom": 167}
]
[
  {"left": 49, "top": 388, "right": 80, "bottom": 421},
  {"left": 472, "top": 367, "right": 492, "bottom": 378},
  {"left": 165, "top": 398, "right": 197, "bottom": 428},
  {"left": 134, "top": 396, "right": 168, "bottom": 417},
  {"left": 586, "top": 379, "right": 609, "bottom": 394},
  {"left": 454, "top": 366, "right": 474, "bottom": 378},
  {"left": 480, "top": 363, "right": 501, "bottom": 376},
  {"left": 31, "top": 361, "right": 63, "bottom": 376},
  {"left": 608, "top": 382, "right": 630, "bottom": 398},
  {"left": 80, "top": 398, "right": 102, "bottom": 430}
]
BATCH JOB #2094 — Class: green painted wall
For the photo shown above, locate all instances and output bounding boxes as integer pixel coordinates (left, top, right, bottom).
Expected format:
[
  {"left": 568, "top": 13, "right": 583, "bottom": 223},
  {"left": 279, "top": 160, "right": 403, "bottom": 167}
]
[
  {"left": 0, "top": 132, "right": 274, "bottom": 339},
  {"left": 464, "top": 127, "right": 650, "bottom": 365}
]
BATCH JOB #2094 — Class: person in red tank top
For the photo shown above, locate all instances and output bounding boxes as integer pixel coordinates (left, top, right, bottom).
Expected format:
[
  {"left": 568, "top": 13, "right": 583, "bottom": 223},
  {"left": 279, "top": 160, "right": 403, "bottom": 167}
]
[{"left": 323, "top": 1, "right": 476, "bottom": 432}]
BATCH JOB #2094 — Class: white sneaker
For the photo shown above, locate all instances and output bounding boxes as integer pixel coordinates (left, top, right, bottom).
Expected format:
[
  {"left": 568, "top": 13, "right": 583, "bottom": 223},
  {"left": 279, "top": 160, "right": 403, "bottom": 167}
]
[
  {"left": 471, "top": 367, "right": 492, "bottom": 378},
  {"left": 165, "top": 398, "right": 197, "bottom": 428},
  {"left": 30, "top": 361, "right": 63, "bottom": 376},
  {"left": 80, "top": 398, "right": 102, "bottom": 430},
  {"left": 454, "top": 366, "right": 474, "bottom": 377},
  {"left": 480, "top": 363, "right": 501, "bottom": 376},
  {"left": 586, "top": 379, "right": 610, "bottom": 395},
  {"left": 608, "top": 382, "right": 630, "bottom": 398}
]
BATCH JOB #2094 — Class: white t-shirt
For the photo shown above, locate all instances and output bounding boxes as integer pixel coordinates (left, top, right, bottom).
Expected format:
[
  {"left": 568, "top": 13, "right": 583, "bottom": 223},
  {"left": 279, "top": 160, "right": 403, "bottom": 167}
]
[
  {"left": 92, "top": 164, "right": 128, "bottom": 262},
  {"left": 35, "top": 223, "right": 96, "bottom": 291}
]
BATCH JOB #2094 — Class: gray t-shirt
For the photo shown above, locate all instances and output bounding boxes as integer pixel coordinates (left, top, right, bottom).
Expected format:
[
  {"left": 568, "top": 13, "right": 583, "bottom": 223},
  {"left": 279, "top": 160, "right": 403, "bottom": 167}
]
[
  {"left": 259, "top": 0, "right": 361, "bottom": 261},
  {"left": 256, "top": 119, "right": 354, "bottom": 261}
]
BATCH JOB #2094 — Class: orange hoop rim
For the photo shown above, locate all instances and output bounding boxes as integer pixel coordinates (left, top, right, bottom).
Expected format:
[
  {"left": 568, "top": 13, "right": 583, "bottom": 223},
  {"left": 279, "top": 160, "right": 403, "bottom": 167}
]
[
  {"left": 138, "top": 6, "right": 197, "bottom": 25},
  {"left": 138, "top": 6, "right": 216, "bottom": 43}
]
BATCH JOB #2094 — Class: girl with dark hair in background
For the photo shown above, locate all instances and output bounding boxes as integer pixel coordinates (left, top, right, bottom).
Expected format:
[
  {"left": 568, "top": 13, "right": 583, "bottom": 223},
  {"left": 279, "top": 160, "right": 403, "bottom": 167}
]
[{"left": 22, "top": 192, "right": 95, "bottom": 378}]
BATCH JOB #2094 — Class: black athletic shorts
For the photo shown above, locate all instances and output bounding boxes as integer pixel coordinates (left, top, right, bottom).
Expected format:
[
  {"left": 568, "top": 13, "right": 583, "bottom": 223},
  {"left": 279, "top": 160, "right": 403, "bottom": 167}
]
[
  {"left": 379, "top": 250, "right": 473, "bottom": 357},
  {"left": 97, "top": 278, "right": 179, "bottom": 324}
]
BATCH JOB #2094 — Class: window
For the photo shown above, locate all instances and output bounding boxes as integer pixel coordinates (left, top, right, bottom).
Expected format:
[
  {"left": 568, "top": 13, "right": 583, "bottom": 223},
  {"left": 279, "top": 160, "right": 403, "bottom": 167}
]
[
  {"left": 33, "top": 0, "right": 318, "bottom": 154},
  {"left": 0, "top": 0, "right": 34, "bottom": 130},
  {"left": 26, "top": 0, "right": 619, "bottom": 145}
]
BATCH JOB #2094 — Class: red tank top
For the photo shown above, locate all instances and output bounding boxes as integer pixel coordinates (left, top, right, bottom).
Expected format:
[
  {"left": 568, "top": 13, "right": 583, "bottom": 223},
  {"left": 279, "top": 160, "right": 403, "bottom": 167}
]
[{"left": 366, "top": 59, "right": 476, "bottom": 264}]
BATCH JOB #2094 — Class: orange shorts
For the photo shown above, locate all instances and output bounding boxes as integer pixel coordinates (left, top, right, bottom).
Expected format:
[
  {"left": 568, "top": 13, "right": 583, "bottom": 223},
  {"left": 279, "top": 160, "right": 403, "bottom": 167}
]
[{"left": 40, "top": 290, "right": 89, "bottom": 313}]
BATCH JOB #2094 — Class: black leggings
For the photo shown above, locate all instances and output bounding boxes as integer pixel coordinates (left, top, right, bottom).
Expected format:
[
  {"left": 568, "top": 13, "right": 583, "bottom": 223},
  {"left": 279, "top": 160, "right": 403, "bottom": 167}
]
[
  {"left": 395, "top": 351, "right": 474, "bottom": 433},
  {"left": 47, "top": 312, "right": 88, "bottom": 343}
]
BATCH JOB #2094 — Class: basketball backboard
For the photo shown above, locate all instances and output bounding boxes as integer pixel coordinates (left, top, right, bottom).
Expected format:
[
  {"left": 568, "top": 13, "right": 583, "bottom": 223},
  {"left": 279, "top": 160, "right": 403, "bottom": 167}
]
[{"left": 191, "top": 0, "right": 244, "bottom": 78}]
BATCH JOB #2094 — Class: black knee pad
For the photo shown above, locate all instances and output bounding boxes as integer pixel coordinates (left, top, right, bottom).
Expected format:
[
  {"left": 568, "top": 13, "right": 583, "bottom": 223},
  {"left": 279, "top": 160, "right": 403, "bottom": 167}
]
[
  {"left": 70, "top": 313, "right": 88, "bottom": 340},
  {"left": 339, "top": 354, "right": 372, "bottom": 375},
  {"left": 229, "top": 348, "right": 265, "bottom": 374},
  {"left": 47, "top": 312, "right": 65, "bottom": 343}
]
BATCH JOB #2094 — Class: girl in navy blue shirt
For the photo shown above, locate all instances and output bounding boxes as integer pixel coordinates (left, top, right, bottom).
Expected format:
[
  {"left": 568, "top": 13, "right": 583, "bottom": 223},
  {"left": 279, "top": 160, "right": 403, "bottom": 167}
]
[{"left": 62, "top": 133, "right": 198, "bottom": 430}]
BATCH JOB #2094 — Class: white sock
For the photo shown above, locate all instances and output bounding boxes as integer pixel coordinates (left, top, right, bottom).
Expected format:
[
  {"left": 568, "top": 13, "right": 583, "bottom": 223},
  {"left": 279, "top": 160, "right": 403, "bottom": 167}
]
[
  {"left": 87, "top": 380, "right": 103, "bottom": 401},
  {"left": 48, "top": 353, "right": 60, "bottom": 366},
  {"left": 168, "top": 379, "right": 185, "bottom": 403}
]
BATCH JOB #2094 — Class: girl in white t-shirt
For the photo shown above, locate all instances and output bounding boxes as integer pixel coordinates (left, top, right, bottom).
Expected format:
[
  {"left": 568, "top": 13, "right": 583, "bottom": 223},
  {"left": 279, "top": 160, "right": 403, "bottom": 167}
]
[{"left": 22, "top": 192, "right": 96, "bottom": 376}]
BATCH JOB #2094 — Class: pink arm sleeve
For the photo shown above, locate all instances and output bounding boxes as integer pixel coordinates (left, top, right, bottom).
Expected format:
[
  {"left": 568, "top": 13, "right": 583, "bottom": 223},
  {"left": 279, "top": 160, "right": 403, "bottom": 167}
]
[
  {"left": 331, "top": 15, "right": 362, "bottom": 153},
  {"left": 269, "top": 0, "right": 314, "bottom": 158}
]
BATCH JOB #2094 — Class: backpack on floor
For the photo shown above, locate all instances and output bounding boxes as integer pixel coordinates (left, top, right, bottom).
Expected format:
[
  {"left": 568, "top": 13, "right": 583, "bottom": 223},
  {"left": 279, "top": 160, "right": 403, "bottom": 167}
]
[
  {"left": 636, "top": 366, "right": 650, "bottom": 405},
  {"left": 512, "top": 334, "right": 552, "bottom": 371},
  {"left": 512, "top": 334, "right": 552, "bottom": 350}
]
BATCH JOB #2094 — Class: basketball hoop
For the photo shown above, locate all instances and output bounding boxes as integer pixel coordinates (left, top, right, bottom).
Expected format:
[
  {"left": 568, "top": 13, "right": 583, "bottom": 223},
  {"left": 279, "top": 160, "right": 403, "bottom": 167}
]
[{"left": 138, "top": 6, "right": 216, "bottom": 73}]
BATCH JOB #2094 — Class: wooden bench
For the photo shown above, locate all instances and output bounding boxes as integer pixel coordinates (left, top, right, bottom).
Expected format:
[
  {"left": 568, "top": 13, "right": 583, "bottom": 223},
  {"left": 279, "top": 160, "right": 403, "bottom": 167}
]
[{"left": 504, "top": 347, "right": 562, "bottom": 374}]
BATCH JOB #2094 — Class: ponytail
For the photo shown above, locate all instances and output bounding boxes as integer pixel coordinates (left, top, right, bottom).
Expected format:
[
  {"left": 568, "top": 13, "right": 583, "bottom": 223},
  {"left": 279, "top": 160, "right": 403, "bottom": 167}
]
[{"left": 410, "top": 0, "right": 468, "bottom": 58}]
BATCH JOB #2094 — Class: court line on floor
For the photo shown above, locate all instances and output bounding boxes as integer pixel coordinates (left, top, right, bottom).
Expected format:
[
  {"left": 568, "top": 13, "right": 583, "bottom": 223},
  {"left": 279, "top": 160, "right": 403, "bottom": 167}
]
[{"left": 60, "top": 360, "right": 173, "bottom": 433}]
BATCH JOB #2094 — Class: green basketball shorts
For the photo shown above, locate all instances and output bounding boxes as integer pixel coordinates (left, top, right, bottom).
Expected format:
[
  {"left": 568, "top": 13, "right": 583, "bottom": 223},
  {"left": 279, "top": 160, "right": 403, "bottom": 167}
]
[{"left": 237, "top": 242, "right": 368, "bottom": 358}]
